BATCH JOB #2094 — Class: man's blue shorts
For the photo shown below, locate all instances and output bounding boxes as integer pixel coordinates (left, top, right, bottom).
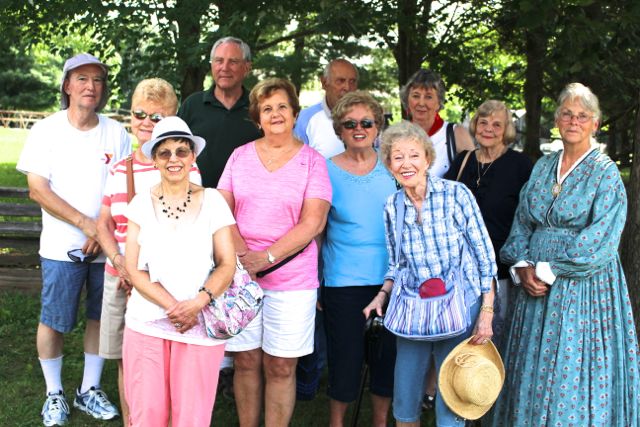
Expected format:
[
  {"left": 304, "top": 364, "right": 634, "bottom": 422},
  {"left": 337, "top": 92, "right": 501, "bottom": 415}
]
[{"left": 40, "top": 258, "right": 105, "bottom": 333}]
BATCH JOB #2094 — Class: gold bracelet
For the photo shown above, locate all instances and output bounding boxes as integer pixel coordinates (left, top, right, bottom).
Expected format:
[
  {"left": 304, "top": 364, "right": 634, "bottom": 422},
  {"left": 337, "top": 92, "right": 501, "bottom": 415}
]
[
  {"left": 481, "top": 305, "right": 494, "bottom": 313},
  {"left": 110, "top": 252, "right": 120, "bottom": 263}
]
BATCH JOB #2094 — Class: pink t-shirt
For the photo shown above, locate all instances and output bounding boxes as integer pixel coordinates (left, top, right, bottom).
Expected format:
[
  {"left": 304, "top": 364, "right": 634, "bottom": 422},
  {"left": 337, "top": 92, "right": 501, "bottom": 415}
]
[{"left": 218, "top": 142, "right": 332, "bottom": 291}]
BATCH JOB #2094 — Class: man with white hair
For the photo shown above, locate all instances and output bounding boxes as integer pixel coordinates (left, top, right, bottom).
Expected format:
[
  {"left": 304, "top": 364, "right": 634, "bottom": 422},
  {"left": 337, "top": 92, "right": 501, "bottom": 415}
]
[
  {"left": 179, "top": 36, "right": 261, "bottom": 188},
  {"left": 17, "top": 52, "right": 131, "bottom": 426}
]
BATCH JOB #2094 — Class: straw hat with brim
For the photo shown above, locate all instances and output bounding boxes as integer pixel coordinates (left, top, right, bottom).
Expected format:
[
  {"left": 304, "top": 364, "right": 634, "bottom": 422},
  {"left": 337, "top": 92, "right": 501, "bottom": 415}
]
[
  {"left": 60, "top": 53, "right": 109, "bottom": 111},
  {"left": 438, "top": 336, "right": 505, "bottom": 420},
  {"left": 141, "top": 116, "right": 206, "bottom": 159}
]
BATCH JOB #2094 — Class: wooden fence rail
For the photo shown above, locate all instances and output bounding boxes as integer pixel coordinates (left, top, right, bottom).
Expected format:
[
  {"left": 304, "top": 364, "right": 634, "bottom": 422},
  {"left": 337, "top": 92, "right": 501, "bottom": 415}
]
[{"left": 0, "top": 110, "right": 131, "bottom": 131}]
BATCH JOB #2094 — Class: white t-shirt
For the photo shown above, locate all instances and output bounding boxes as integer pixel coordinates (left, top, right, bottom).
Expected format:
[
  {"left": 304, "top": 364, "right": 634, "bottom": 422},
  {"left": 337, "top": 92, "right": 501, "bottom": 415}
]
[
  {"left": 125, "top": 188, "right": 235, "bottom": 346},
  {"left": 294, "top": 98, "right": 345, "bottom": 159},
  {"left": 16, "top": 110, "right": 131, "bottom": 261},
  {"left": 101, "top": 157, "right": 201, "bottom": 276}
]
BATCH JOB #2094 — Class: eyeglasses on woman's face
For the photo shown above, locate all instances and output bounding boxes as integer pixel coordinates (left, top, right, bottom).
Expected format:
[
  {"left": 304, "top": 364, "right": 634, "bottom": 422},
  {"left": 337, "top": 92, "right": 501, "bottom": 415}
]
[
  {"left": 132, "top": 110, "right": 164, "bottom": 123},
  {"left": 155, "top": 147, "right": 192, "bottom": 160},
  {"left": 341, "top": 119, "right": 375, "bottom": 130},
  {"left": 558, "top": 110, "right": 592, "bottom": 124}
]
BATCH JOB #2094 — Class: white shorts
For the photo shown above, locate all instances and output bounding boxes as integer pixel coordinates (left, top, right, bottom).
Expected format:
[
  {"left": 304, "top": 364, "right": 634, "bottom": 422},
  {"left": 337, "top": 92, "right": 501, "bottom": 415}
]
[{"left": 225, "top": 288, "right": 317, "bottom": 358}]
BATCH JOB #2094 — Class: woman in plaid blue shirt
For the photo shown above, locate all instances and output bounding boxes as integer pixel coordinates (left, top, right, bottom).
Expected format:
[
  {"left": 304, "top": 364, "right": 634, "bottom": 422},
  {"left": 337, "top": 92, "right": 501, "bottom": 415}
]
[{"left": 364, "top": 121, "right": 497, "bottom": 427}]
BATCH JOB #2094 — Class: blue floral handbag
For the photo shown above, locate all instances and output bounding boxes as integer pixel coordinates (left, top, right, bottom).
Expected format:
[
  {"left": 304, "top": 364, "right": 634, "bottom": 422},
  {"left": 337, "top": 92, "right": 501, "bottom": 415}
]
[
  {"left": 202, "top": 257, "right": 264, "bottom": 340},
  {"left": 383, "top": 193, "right": 470, "bottom": 341}
]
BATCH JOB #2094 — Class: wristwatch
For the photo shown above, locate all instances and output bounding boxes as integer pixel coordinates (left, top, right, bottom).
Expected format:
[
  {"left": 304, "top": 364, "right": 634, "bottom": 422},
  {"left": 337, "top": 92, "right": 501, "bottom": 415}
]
[{"left": 266, "top": 249, "right": 276, "bottom": 264}]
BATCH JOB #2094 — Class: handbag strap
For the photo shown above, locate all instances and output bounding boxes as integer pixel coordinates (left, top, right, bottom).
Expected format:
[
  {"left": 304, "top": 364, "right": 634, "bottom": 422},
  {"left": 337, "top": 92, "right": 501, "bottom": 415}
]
[
  {"left": 126, "top": 155, "right": 135, "bottom": 203},
  {"left": 393, "top": 192, "right": 406, "bottom": 268},
  {"left": 455, "top": 150, "right": 474, "bottom": 182},
  {"left": 256, "top": 242, "right": 310, "bottom": 278},
  {"left": 445, "top": 122, "right": 456, "bottom": 164}
]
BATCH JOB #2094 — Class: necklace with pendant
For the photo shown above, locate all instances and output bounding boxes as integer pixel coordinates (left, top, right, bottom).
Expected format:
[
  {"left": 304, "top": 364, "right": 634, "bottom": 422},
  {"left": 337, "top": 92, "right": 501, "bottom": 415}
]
[
  {"left": 159, "top": 189, "right": 192, "bottom": 219},
  {"left": 551, "top": 182, "right": 562, "bottom": 198},
  {"left": 476, "top": 151, "right": 498, "bottom": 186}
]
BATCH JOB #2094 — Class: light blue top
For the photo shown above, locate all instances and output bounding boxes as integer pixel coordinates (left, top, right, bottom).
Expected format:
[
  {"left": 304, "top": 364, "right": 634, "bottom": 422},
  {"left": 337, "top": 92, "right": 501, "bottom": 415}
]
[{"left": 322, "top": 157, "right": 396, "bottom": 287}]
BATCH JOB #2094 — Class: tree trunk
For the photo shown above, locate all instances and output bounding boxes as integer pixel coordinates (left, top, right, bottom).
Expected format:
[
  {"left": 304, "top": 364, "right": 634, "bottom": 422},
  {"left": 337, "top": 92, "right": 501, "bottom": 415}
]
[
  {"left": 394, "top": 0, "right": 432, "bottom": 119},
  {"left": 620, "top": 93, "right": 640, "bottom": 335},
  {"left": 175, "top": 0, "right": 209, "bottom": 99},
  {"left": 607, "top": 121, "right": 617, "bottom": 161},
  {"left": 522, "top": 30, "right": 545, "bottom": 160},
  {"left": 180, "top": 66, "right": 208, "bottom": 100},
  {"left": 291, "top": 36, "right": 305, "bottom": 95}
]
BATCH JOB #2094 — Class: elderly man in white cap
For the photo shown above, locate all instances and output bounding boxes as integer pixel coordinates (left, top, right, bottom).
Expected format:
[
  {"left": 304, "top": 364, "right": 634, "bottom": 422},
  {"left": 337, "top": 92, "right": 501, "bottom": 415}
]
[{"left": 17, "top": 52, "right": 131, "bottom": 426}]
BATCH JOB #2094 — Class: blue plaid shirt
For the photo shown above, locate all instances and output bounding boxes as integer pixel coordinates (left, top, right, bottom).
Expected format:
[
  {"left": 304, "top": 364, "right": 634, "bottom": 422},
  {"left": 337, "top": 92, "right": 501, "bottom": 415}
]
[{"left": 384, "top": 175, "right": 496, "bottom": 305}]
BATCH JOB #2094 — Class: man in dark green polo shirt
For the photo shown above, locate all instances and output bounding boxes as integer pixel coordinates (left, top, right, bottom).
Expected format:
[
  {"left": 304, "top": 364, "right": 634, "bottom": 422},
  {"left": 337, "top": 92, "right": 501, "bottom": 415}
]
[{"left": 178, "top": 36, "right": 261, "bottom": 188}]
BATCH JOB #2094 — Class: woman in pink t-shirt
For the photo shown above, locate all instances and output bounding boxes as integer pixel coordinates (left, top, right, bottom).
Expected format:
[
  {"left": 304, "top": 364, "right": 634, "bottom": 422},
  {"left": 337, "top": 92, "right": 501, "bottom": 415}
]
[{"left": 218, "top": 78, "right": 331, "bottom": 426}]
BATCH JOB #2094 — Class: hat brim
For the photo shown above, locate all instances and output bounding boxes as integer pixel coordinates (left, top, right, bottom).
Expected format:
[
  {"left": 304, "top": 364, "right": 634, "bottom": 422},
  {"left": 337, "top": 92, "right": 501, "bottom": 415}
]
[
  {"left": 438, "top": 336, "right": 505, "bottom": 420},
  {"left": 141, "top": 131, "right": 206, "bottom": 160}
]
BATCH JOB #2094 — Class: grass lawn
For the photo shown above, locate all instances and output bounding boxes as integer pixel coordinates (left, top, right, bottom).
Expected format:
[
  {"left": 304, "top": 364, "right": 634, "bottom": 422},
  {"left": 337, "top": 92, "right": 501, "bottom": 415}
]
[
  {"left": 0, "top": 128, "right": 29, "bottom": 188},
  {"left": 0, "top": 289, "right": 436, "bottom": 426}
]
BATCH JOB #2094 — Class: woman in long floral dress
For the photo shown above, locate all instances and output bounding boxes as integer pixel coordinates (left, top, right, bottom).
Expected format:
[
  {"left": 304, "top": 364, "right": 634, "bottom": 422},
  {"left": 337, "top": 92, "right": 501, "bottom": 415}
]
[{"left": 490, "top": 82, "right": 640, "bottom": 426}]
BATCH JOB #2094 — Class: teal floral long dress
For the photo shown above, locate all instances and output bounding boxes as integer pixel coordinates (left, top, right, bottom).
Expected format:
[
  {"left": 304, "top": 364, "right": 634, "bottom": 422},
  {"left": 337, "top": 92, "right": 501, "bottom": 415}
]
[{"left": 489, "top": 149, "right": 640, "bottom": 426}]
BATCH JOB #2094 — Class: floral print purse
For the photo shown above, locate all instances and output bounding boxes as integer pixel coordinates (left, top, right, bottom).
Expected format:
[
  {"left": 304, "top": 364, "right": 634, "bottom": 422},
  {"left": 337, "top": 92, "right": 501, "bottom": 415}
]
[{"left": 202, "top": 257, "right": 264, "bottom": 340}]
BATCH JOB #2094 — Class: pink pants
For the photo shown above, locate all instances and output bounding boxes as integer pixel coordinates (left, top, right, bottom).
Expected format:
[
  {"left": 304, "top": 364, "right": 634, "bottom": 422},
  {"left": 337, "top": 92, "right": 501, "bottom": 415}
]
[{"left": 123, "top": 327, "right": 224, "bottom": 427}]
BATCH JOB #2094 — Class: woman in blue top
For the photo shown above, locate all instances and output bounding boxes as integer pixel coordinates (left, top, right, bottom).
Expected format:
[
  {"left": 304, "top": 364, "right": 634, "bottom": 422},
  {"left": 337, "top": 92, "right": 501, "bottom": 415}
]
[
  {"left": 364, "top": 121, "right": 497, "bottom": 427},
  {"left": 489, "top": 83, "right": 640, "bottom": 426},
  {"left": 322, "top": 91, "right": 397, "bottom": 427}
]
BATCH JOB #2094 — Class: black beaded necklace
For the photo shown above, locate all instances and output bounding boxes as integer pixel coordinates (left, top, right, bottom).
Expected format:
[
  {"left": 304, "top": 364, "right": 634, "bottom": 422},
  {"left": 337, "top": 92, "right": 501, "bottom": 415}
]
[{"left": 159, "top": 189, "right": 192, "bottom": 219}]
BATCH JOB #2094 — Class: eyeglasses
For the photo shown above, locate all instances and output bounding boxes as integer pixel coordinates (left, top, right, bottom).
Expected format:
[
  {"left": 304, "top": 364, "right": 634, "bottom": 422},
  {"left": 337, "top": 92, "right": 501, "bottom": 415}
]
[
  {"left": 156, "top": 147, "right": 192, "bottom": 160},
  {"left": 67, "top": 249, "right": 98, "bottom": 264},
  {"left": 341, "top": 119, "right": 375, "bottom": 129},
  {"left": 559, "top": 111, "right": 592, "bottom": 124},
  {"left": 132, "top": 110, "right": 164, "bottom": 123}
]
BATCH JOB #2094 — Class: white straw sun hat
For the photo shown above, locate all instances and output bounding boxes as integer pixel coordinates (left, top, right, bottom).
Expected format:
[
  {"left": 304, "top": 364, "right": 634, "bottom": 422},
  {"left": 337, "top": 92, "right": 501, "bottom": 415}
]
[{"left": 141, "top": 116, "right": 206, "bottom": 159}]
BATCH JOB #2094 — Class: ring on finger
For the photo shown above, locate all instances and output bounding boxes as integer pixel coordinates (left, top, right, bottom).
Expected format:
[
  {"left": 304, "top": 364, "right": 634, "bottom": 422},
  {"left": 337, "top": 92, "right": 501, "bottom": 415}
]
[{"left": 174, "top": 322, "right": 183, "bottom": 328}]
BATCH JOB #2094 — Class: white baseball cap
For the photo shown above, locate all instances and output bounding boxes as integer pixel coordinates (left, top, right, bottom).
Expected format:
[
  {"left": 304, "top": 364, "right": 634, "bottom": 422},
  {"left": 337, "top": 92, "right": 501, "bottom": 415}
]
[{"left": 60, "top": 53, "right": 109, "bottom": 111}]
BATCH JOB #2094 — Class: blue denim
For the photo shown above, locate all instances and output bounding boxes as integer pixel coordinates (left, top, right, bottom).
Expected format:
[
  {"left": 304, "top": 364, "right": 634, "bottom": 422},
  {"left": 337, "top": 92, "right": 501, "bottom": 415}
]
[
  {"left": 392, "top": 299, "right": 481, "bottom": 426},
  {"left": 40, "top": 258, "right": 105, "bottom": 333}
]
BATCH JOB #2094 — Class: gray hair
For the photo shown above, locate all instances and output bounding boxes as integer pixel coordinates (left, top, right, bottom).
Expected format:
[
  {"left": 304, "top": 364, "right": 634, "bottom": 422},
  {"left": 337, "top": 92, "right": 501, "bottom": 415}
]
[
  {"left": 379, "top": 120, "right": 436, "bottom": 171},
  {"left": 399, "top": 69, "right": 446, "bottom": 112},
  {"left": 469, "top": 100, "right": 517, "bottom": 145},
  {"left": 554, "top": 82, "right": 601, "bottom": 122},
  {"left": 322, "top": 58, "right": 359, "bottom": 81},
  {"left": 210, "top": 36, "right": 252, "bottom": 61}
]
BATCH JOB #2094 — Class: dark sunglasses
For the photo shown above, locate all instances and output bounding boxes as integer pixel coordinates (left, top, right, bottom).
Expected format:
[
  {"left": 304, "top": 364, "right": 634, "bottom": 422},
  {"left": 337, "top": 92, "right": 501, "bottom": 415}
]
[
  {"left": 67, "top": 249, "right": 98, "bottom": 264},
  {"left": 341, "top": 119, "right": 375, "bottom": 129},
  {"left": 132, "top": 110, "right": 164, "bottom": 123},
  {"left": 156, "top": 147, "right": 192, "bottom": 160}
]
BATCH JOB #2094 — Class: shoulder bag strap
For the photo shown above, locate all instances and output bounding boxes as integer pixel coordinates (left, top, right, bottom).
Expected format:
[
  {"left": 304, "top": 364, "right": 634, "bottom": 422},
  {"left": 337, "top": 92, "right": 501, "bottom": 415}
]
[
  {"left": 446, "top": 122, "right": 456, "bottom": 164},
  {"left": 393, "top": 192, "right": 406, "bottom": 266},
  {"left": 255, "top": 242, "right": 310, "bottom": 278},
  {"left": 455, "top": 150, "right": 474, "bottom": 182},
  {"left": 126, "top": 155, "right": 135, "bottom": 203}
]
